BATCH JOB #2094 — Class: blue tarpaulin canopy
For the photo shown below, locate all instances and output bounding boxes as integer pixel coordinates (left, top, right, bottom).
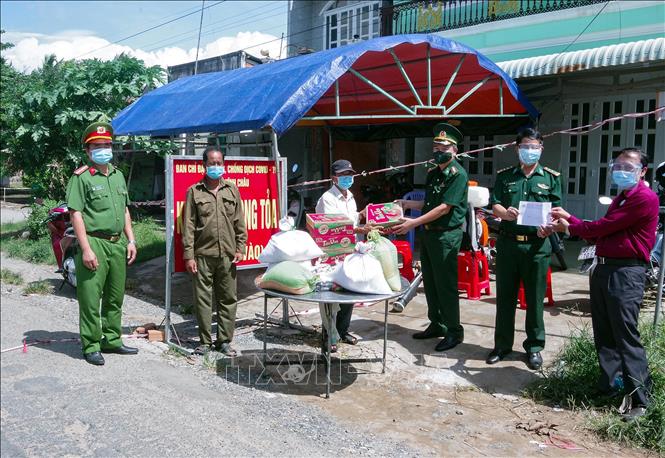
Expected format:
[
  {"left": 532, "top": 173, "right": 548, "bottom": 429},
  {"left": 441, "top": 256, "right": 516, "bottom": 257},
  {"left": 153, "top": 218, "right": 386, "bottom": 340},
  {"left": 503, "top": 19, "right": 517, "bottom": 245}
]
[{"left": 112, "top": 34, "right": 539, "bottom": 136}]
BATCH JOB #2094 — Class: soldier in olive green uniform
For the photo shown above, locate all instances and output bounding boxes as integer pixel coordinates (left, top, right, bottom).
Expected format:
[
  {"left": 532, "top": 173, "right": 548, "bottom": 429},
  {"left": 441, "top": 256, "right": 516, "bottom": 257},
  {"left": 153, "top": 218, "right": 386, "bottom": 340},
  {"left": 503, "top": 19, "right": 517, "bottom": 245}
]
[
  {"left": 66, "top": 122, "right": 138, "bottom": 366},
  {"left": 486, "top": 128, "right": 561, "bottom": 370},
  {"left": 394, "top": 123, "right": 468, "bottom": 352},
  {"left": 182, "top": 147, "right": 247, "bottom": 356}
]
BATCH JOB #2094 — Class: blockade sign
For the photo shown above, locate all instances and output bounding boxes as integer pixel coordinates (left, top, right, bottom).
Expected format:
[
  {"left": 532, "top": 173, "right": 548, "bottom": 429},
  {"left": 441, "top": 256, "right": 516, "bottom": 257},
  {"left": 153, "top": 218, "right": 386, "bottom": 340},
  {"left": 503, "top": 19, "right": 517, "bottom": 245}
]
[{"left": 170, "top": 156, "right": 282, "bottom": 271}]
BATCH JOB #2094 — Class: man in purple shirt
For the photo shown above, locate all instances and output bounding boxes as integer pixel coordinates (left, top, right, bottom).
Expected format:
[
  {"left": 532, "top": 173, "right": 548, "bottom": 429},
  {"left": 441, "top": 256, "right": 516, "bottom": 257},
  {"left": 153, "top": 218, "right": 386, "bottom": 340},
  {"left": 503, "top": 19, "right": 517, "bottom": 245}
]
[{"left": 550, "top": 147, "right": 657, "bottom": 421}]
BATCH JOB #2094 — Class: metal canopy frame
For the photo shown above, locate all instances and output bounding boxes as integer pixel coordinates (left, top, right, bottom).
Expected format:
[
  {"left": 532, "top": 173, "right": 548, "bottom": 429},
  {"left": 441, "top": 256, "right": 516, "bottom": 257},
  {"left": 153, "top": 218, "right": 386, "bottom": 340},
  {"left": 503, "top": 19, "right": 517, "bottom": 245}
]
[{"left": 302, "top": 47, "right": 526, "bottom": 122}]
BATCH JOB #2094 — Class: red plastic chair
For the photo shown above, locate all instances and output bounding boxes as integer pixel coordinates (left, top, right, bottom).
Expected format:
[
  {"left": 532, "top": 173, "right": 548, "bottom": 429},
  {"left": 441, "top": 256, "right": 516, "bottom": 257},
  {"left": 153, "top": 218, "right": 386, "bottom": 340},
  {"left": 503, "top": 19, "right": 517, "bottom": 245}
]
[
  {"left": 518, "top": 267, "right": 555, "bottom": 309},
  {"left": 392, "top": 240, "right": 414, "bottom": 282},
  {"left": 457, "top": 249, "right": 491, "bottom": 300}
]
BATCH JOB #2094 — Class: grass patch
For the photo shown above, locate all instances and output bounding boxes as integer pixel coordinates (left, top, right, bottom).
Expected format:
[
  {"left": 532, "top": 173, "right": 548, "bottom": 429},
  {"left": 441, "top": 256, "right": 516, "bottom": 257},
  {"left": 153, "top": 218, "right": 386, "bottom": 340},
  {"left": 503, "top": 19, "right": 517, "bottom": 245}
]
[
  {"left": 0, "top": 227, "right": 55, "bottom": 264},
  {"left": 0, "top": 221, "right": 28, "bottom": 234},
  {"left": 23, "top": 279, "right": 54, "bottom": 295},
  {"left": 525, "top": 323, "right": 665, "bottom": 453},
  {"left": 0, "top": 268, "right": 24, "bottom": 285},
  {"left": 124, "top": 216, "right": 165, "bottom": 264}
]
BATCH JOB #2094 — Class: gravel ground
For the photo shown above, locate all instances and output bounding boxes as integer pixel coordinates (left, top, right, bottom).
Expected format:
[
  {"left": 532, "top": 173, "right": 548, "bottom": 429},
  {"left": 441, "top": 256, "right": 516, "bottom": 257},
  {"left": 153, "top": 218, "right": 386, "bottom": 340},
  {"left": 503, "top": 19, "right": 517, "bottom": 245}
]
[{"left": 0, "top": 253, "right": 420, "bottom": 457}]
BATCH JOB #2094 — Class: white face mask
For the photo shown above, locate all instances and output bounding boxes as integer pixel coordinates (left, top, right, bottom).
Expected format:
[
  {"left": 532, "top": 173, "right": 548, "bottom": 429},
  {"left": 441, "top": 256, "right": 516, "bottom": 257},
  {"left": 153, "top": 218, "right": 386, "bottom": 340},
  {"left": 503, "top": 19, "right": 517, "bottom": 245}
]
[{"left": 91, "top": 147, "right": 113, "bottom": 165}]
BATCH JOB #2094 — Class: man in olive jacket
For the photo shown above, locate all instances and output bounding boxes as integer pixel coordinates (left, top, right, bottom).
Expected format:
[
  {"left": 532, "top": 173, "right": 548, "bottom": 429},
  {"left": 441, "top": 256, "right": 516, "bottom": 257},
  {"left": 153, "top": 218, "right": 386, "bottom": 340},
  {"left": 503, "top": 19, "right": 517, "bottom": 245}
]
[{"left": 182, "top": 147, "right": 247, "bottom": 356}]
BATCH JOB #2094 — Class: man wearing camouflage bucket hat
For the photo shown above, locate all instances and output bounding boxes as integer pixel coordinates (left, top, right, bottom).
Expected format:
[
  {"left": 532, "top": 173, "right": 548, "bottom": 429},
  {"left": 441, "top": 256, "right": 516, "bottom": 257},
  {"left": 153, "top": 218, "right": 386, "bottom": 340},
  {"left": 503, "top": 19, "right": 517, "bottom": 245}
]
[
  {"left": 66, "top": 121, "right": 138, "bottom": 366},
  {"left": 394, "top": 122, "right": 469, "bottom": 352}
]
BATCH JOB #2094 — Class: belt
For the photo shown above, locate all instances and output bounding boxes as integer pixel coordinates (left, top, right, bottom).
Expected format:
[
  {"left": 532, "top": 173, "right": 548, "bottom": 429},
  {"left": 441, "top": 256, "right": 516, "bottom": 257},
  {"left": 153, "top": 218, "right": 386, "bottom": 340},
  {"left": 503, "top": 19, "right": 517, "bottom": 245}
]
[
  {"left": 88, "top": 231, "right": 121, "bottom": 242},
  {"left": 596, "top": 257, "right": 647, "bottom": 267},
  {"left": 424, "top": 224, "right": 459, "bottom": 232},
  {"left": 499, "top": 231, "right": 537, "bottom": 242}
]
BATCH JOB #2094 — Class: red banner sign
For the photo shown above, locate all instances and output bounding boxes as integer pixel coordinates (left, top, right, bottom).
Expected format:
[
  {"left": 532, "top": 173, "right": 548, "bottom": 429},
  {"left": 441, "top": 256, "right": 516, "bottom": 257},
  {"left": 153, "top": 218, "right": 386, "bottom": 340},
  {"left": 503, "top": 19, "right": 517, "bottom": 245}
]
[{"left": 171, "top": 157, "right": 281, "bottom": 271}]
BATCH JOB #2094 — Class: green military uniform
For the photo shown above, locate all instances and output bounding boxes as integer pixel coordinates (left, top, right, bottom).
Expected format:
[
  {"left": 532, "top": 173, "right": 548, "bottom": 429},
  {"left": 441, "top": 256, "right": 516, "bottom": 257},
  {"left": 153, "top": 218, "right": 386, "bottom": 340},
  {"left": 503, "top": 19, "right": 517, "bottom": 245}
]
[
  {"left": 490, "top": 164, "right": 562, "bottom": 353},
  {"left": 421, "top": 159, "right": 469, "bottom": 340},
  {"left": 181, "top": 179, "right": 247, "bottom": 347},
  {"left": 66, "top": 162, "right": 130, "bottom": 355}
]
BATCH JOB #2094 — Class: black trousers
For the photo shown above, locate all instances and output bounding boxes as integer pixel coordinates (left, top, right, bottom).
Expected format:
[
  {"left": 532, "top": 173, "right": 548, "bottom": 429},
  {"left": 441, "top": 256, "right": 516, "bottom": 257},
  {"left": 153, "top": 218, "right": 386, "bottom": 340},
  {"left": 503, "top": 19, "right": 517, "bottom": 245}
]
[
  {"left": 590, "top": 264, "right": 652, "bottom": 407},
  {"left": 336, "top": 303, "right": 353, "bottom": 336}
]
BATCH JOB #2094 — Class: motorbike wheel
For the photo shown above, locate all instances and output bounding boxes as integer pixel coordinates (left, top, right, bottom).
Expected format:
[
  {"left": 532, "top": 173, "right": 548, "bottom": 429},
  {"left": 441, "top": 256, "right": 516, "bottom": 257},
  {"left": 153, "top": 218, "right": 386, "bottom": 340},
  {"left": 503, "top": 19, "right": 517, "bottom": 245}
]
[{"left": 62, "top": 256, "right": 77, "bottom": 288}]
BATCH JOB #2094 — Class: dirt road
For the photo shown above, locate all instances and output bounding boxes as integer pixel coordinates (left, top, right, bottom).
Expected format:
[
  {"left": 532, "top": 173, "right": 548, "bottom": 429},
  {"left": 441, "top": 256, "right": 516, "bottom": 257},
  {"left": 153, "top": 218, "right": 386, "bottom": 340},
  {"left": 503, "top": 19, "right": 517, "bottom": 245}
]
[{"left": 0, "top": 251, "right": 646, "bottom": 457}]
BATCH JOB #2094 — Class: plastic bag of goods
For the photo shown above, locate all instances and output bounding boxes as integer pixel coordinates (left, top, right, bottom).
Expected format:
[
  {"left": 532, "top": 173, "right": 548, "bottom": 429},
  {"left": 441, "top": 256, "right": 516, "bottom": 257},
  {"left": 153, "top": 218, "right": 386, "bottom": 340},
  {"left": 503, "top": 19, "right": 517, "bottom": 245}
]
[
  {"left": 330, "top": 242, "right": 392, "bottom": 294},
  {"left": 367, "top": 230, "right": 401, "bottom": 291},
  {"left": 258, "top": 217, "right": 324, "bottom": 263},
  {"left": 256, "top": 261, "right": 318, "bottom": 295}
]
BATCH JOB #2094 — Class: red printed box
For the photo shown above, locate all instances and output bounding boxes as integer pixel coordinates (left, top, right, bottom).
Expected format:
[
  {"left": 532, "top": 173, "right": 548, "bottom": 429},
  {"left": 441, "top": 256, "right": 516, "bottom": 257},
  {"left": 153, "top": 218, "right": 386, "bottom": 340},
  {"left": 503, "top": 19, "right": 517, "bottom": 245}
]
[
  {"left": 312, "top": 234, "right": 355, "bottom": 250},
  {"left": 306, "top": 213, "right": 354, "bottom": 237},
  {"left": 367, "top": 202, "right": 403, "bottom": 227}
]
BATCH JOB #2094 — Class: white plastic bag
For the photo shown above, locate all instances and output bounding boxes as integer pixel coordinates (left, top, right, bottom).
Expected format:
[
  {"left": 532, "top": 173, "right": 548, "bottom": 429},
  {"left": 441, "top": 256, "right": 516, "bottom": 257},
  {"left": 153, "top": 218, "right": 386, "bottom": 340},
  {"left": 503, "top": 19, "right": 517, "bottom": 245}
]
[
  {"left": 330, "top": 242, "right": 392, "bottom": 294},
  {"left": 367, "top": 230, "right": 401, "bottom": 291},
  {"left": 259, "top": 217, "right": 324, "bottom": 263}
]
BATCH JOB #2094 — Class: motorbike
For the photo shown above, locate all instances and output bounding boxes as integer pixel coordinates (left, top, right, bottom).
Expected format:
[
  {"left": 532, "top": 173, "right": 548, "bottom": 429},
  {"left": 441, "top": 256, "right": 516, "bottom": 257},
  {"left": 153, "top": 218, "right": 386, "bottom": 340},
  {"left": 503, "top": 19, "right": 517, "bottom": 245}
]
[{"left": 43, "top": 202, "right": 78, "bottom": 288}]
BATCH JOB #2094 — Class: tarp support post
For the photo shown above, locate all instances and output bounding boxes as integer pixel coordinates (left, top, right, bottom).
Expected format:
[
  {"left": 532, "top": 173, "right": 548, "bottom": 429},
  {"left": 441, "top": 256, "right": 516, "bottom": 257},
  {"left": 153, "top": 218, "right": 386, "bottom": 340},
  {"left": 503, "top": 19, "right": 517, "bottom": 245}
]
[
  {"left": 427, "top": 45, "right": 432, "bottom": 106},
  {"left": 271, "top": 130, "right": 287, "bottom": 219},
  {"left": 437, "top": 54, "right": 465, "bottom": 107},
  {"left": 499, "top": 79, "right": 504, "bottom": 115},
  {"left": 164, "top": 156, "right": 174, "bottom": 343},
  {"left": 349, "top": 68, "right": 415, "bottom": 115},
  {"left": 389, "top": 49, "right": 423, "bottom": 106},
  {"left": 335, "top": 80, "right": 340, "bottom": 116},
  {"left": 446, "top": 76, "right": 491, "bottom": 115}
]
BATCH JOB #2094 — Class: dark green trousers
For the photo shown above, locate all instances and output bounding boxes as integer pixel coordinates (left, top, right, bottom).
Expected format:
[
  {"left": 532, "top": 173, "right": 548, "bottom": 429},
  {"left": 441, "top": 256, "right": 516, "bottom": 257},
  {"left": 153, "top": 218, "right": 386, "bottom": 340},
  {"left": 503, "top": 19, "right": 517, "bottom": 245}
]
[
  {"left": 75, "top": 237, "right": 126, "bottom": 354},
  {"left": 494, "top": 236, "right": 551, "bottom": 353},
  {"left": 193, "top": 255, "right": 237, "bottom": 346},
  {"left": 421, "top": 228, "right": 464, "bottom": 340}
]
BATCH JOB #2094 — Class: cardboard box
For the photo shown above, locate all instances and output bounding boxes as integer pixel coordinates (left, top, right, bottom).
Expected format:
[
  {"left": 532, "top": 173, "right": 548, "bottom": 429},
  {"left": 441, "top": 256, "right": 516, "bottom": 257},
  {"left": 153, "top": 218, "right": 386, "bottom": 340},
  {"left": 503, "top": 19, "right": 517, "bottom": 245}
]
[
  {"left": 147, "top": 330, "right": 165, "bottom": 342},
  {"left": 366, "top": 203, "right": 403, "bottom": 227},
  {"left": 312, "top": 234, "right": 355, "bottom": 250},
  {"left": 306, "top": 213, "right": 354, "bottom": 237}
]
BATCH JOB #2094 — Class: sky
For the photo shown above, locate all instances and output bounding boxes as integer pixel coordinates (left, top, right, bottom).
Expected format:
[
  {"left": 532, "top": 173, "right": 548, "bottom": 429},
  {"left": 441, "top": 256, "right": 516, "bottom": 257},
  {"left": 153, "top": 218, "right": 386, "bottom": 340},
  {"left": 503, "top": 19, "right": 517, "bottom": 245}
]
[{"left": 0, "top": 0, "right": 290, "bottom": 72}]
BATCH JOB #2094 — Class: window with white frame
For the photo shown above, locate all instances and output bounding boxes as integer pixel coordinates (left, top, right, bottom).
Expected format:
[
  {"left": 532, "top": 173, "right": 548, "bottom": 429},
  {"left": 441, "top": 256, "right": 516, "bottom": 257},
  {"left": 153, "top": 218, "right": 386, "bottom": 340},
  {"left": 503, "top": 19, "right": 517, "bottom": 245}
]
[{"left": 324, "top": 1, "right": 380, "bottom": 50}]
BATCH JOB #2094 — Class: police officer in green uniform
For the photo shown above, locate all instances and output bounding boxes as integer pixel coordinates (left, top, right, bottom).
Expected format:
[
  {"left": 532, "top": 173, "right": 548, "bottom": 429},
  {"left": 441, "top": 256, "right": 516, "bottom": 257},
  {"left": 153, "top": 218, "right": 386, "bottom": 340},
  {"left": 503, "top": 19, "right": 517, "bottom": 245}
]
[
  {"left": 66, "top": 122, "right": 138, "bottom": 366},
  {"left": 486, "top": 128, "right": 561, "bottom": 370},
  {"left": 394, "top": 123, "right": 468, "bottom": 352}
]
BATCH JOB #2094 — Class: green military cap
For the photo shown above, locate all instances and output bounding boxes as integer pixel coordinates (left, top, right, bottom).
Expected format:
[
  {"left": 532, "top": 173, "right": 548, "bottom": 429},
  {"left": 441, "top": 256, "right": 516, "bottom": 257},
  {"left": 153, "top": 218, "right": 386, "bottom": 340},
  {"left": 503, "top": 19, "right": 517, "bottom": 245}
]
[
  {"left": 432, "top": 122, "right": 463, "bottom": 146},
  {"left": 81, "top": 121, "right": 113, "bottom": 145}
]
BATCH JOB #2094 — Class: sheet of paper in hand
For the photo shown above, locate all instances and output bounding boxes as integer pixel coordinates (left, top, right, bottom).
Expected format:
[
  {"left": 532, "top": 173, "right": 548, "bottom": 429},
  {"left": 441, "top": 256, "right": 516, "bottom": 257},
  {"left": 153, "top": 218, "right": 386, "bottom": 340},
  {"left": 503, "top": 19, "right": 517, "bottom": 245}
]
[{"left": 517, "top": 201, "right": 551, "bottom": 227}]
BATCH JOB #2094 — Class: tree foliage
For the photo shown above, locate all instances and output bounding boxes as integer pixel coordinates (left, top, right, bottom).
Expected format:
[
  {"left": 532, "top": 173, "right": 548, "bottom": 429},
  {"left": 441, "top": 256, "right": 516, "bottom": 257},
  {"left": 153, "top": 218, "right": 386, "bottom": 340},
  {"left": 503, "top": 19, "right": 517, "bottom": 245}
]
[{"left": 1, "top": 41, "right": 164, "bottom": 199}]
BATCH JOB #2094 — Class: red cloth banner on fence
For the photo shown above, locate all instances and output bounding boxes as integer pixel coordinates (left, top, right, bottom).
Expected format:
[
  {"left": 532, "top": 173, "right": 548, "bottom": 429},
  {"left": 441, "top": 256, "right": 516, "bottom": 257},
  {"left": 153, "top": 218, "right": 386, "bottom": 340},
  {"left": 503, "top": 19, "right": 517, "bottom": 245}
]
[{"left": 171, "top": 157, "right": 280, "bottom": 271}]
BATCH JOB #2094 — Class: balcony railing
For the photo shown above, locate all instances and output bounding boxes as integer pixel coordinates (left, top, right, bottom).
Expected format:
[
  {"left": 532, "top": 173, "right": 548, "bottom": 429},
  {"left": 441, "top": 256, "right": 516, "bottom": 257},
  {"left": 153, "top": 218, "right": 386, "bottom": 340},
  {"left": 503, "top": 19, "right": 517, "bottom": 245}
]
[{"left": 381, "top": 0, "right": 609, "bottom": 36}]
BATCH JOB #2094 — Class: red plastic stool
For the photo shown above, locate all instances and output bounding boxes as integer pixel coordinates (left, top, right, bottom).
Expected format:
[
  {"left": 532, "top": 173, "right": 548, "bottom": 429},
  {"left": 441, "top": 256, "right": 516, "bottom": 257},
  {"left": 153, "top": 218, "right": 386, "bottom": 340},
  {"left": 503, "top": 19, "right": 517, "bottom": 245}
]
[
  {"left": 391, "top": 240, "right": 414, "bottom": 282},
  {"left": 518, "top": 267, "right": 554, "bottom": 309},
  {"left": 457, "top": 249, "right": 491, "bottom": 300}
]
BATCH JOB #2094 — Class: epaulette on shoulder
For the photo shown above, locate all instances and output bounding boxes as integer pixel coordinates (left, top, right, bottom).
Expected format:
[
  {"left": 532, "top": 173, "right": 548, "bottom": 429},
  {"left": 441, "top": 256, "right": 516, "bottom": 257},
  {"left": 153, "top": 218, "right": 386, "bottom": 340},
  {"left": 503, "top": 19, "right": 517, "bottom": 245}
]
[
  {"left": 543, "top": 166, "right": 561, "bottom": 177},
  {"left": 497, "top": 166, "right": 513, "bottom": 174},
  {"left": 73, "top": 165, "right": 89, "bottom": 176}
]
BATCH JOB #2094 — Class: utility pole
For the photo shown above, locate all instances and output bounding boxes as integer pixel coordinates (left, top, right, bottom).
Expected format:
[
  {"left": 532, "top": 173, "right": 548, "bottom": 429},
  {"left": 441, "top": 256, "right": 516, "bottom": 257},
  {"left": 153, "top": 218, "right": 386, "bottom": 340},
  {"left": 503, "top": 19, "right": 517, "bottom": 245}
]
[{"left": 194, "top": 0, "right": 205, "bottom": 75}]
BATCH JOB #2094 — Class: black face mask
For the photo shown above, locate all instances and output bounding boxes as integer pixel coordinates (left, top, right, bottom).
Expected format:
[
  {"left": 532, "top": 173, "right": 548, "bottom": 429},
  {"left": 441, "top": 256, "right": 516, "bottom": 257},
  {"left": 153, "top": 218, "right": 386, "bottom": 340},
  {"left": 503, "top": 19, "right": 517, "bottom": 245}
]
[{"left": 434, "top": 151, "right": 453, "bottom": 164}]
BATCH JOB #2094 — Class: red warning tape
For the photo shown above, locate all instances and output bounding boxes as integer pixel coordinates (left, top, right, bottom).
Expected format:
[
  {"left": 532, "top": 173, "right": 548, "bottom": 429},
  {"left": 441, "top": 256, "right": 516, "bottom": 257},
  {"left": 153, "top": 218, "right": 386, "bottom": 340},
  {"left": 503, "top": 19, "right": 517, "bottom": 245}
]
[{"left": 289, "top": 107, "right": 664, "bottom": 191}]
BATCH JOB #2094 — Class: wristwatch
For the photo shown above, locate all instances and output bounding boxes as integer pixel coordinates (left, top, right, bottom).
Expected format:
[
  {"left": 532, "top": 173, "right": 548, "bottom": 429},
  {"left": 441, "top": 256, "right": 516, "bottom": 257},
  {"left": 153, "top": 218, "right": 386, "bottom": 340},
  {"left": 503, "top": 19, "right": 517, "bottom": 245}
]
[{"left": 128, "top": 240, "right": 137, "bottom": 245}]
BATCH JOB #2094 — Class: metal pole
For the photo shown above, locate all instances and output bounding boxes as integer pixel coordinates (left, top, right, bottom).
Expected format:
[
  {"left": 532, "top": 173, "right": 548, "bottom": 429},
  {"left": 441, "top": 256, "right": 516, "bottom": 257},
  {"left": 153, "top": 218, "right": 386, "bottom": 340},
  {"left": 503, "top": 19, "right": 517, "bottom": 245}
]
[
  {"left": 164, "top": 156, "right": 174, "bottom": 342},
  {"left": 271, "top": 130, "right": 286, "bottom": 219},
  {"left": 194, "top": 0, "right": 205, "bottom": 76},
  {"left": 654, "top": 223, "right": 665, "bottom": 328},
  {"left": 383, "top": 299, "right": 388, "bottom": 374}
]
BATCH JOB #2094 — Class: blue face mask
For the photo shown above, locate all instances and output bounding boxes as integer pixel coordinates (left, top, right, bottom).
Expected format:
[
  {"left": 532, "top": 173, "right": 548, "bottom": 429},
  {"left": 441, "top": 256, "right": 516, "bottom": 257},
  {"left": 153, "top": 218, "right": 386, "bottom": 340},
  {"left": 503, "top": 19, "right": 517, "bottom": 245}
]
[
  {"left": 206, "top": 165, "right": 225, "bottom": 180},
  {"left": 518, "top": 147, "right": 541, "bottom": 165},
  {"left": 337, "top": 175, "right": 354, "bottom": 190},
  {"left": 612, "top": 170, "right": 639, "bottom": 190},
  {"left": 90, "top": 147, "right": 113, "bottom": 165}
]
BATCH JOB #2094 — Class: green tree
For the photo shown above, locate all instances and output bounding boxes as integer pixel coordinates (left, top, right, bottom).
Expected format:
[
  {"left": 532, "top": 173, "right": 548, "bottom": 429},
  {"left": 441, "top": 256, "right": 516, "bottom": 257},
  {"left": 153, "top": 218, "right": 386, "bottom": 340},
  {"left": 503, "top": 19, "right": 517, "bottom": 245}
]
[{"left": 1, "top": 52, "right": 164, "bottom": 199}]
